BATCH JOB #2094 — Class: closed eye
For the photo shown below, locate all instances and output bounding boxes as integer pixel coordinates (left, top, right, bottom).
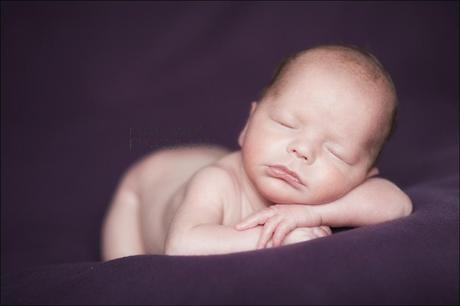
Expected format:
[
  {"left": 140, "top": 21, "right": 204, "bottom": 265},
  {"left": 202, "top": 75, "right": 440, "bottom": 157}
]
[
  {"left": 328, "top": 148, "right": 349, "bottom": 164},
  {"left": 274, "top": 119, "right": 294, "bottom": 129}
]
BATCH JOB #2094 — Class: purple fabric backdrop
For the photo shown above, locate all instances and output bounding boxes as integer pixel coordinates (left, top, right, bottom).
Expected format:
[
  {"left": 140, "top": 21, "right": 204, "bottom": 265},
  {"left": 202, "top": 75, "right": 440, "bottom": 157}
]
[{"left": 2, "top": 1, "right": 458, "bottom": 304}]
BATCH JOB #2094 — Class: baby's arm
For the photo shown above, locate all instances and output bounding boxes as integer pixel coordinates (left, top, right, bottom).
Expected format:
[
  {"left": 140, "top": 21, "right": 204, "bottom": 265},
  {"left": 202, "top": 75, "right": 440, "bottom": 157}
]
[
  {"left": 236, "top": 176, "right": 412, "bottom": 247},
  {"left": 164, "top": 167, "right": 265, "bottom": 256},
  {"left": 310, "top": 176, "right": 412, "bottom": 227}
]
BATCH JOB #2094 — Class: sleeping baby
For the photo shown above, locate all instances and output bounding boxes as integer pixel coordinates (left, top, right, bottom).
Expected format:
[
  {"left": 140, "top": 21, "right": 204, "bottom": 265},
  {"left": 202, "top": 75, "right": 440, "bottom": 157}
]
[{"left": 101, "top": 43, "right": 412, "bottom": 259}]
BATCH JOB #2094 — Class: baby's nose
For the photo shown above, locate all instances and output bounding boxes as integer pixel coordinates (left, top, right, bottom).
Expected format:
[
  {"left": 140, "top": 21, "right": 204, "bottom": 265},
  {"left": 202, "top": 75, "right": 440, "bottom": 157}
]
[{"left": 289, "top": 147, "right": 314, "bottom": 164}]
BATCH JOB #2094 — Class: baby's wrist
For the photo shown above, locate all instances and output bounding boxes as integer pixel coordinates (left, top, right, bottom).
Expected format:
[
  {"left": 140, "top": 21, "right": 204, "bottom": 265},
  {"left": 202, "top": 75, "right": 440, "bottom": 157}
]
[
  {"left": 317, "top": 212, "right": 324, "bottom": 226},
  {"left": 303, "top": 205, "right": 323, "bottom": 227}
]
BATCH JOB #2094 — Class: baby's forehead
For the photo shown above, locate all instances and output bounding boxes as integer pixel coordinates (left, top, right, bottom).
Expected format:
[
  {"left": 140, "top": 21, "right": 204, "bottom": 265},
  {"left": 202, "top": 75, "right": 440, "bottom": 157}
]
[
  {"left": 274, "top": 55, "right": 393, "bottom": 115},
  {"left": 274, "top": 71, "right": 387, "bottom": 113}
]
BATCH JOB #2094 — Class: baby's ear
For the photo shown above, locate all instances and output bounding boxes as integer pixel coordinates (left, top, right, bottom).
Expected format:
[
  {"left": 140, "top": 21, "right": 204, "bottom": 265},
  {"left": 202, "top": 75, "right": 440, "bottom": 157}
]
[
  {"left": 238, "top": 126, "right": 247, "bottom": 147},
  {"left": 238, "top": 101, "right": 258, "bottom": 147}
]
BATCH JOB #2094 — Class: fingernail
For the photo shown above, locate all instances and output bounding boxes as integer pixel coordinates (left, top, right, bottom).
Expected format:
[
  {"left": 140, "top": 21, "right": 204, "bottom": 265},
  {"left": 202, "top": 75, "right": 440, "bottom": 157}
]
[{"left": 313, "top": 228, "right": 323, "bottom": 236}]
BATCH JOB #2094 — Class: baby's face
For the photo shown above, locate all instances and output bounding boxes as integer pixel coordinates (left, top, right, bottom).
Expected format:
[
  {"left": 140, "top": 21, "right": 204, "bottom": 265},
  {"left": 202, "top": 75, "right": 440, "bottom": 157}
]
[{"left": 239, "top": 61, "right": 390, "bottom": 205}]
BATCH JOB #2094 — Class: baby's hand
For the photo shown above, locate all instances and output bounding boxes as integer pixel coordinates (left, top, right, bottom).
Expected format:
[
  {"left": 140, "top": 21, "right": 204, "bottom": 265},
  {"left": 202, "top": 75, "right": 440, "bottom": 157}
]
[
  {"left": 234, "top": 204, "right": 323, "bottom": 249},
  {"left": 281, "top": 226, "right": 332, "bottom": 246}
]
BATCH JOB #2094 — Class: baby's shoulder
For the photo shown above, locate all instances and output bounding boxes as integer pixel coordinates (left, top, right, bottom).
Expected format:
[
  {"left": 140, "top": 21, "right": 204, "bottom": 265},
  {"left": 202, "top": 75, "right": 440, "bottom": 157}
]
[
  {"left": 168, "top": 164, "right": 237, "bottom": 217},
  {"left": 187, "top": 164, "right": 237, "bottom": 194}
]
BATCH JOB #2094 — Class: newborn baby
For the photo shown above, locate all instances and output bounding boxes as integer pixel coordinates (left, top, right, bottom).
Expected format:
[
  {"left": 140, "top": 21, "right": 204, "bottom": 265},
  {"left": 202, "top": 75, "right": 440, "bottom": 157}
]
[{"left": 101, "top": 44, "right": 412, "bottom": 259}]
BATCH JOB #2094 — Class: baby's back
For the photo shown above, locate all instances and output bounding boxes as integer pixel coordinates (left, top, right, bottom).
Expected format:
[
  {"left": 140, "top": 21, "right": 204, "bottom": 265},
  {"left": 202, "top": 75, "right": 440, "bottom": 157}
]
[{"left": 101, "top": 144, "right": 229, "bottom": 260}]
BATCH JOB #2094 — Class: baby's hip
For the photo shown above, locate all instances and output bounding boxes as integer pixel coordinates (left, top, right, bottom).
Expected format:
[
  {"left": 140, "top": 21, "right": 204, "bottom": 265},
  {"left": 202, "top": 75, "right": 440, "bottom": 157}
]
[
  {"left": 132, "top": 143, "right": 230, "bottom": 183},
  {"left": 125, "top": 143, "right": 230, "bottom": 211}
]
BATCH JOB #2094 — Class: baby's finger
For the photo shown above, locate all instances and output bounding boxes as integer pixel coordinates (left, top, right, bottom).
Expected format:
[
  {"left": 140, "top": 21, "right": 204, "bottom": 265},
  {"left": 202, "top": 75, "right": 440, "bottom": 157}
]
[
  {"left": 313, "top": 226, "right": 330, "bottom": 237},
  {"left": 257, "top": 216, "right": 282, "bottom": 249},
  {"left": 235, "top": 209, "right": 276, "bottom": 230},
  {"left": 272, "top": 222, "right": 296, "bottom": 247},
  {"left": 320, "top": 226, "right": 332, "bottom": 235}
]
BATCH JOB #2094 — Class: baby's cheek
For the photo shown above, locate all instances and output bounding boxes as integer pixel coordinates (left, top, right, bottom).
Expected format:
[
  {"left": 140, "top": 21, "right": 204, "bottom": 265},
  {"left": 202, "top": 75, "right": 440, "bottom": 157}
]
[
  {"left": 312, "top": 167, "right": 350, "bottom": 202},
  {"left": 245, "top": 127, "right": 282, "bottom": 159}
]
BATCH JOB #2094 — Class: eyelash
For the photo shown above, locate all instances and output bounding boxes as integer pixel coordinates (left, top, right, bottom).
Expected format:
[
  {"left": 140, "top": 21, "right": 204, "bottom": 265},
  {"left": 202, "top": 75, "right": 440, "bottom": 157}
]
[
  {"left": 274, "top": 119, "right": 294, "bottom": 129},
  {"left": 329, "top": 149, "right": 342, "bottom": 160},
  {"left": 328, "top": 149, "right": 350, "bottom": 165}
]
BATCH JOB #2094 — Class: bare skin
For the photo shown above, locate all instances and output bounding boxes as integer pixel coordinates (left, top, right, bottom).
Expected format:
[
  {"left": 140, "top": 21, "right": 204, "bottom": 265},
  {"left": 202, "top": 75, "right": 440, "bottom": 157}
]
[
  {"left": 101, "top": 143, "right": 408, "bottom": 259},
  {"left": 101, "top": 145, "right": 341, "bottom": 259},
  {"left": 101, "top": 48, "right": 412, "bottom": 260},
  {"left": 101, "top": 144, "right": 230, "bottom": 259}
]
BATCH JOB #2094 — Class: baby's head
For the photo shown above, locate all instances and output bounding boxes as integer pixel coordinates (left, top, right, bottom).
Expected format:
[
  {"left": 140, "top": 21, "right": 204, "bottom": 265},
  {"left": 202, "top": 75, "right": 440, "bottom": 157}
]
[{"left": 238, "top": 44, "right": 397, "bottom": 205}]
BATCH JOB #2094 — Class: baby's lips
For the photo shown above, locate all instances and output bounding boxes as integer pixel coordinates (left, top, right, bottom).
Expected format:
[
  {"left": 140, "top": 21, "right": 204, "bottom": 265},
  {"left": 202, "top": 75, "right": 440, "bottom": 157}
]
[{"left": 234, "top": 223, "right": 244, "bottom": 230}]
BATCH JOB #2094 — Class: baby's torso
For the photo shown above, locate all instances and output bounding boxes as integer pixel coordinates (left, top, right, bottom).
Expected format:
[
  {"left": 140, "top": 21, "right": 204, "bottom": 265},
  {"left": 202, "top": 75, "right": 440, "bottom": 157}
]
[{"left": 130, "top": 145, "right": 249, "bottom": 254}]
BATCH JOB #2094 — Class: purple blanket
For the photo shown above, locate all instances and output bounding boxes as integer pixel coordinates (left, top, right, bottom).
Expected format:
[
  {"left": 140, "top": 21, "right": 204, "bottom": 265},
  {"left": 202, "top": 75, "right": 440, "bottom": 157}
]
[{"left": 2, "top": 2, "right": 458, "bottom": 304}]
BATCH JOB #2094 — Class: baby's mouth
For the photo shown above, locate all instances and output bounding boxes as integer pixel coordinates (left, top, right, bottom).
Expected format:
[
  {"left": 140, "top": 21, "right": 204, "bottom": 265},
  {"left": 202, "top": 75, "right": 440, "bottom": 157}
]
[{"left": 266, "top": 164, "right": 305, "bottom": 189}]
